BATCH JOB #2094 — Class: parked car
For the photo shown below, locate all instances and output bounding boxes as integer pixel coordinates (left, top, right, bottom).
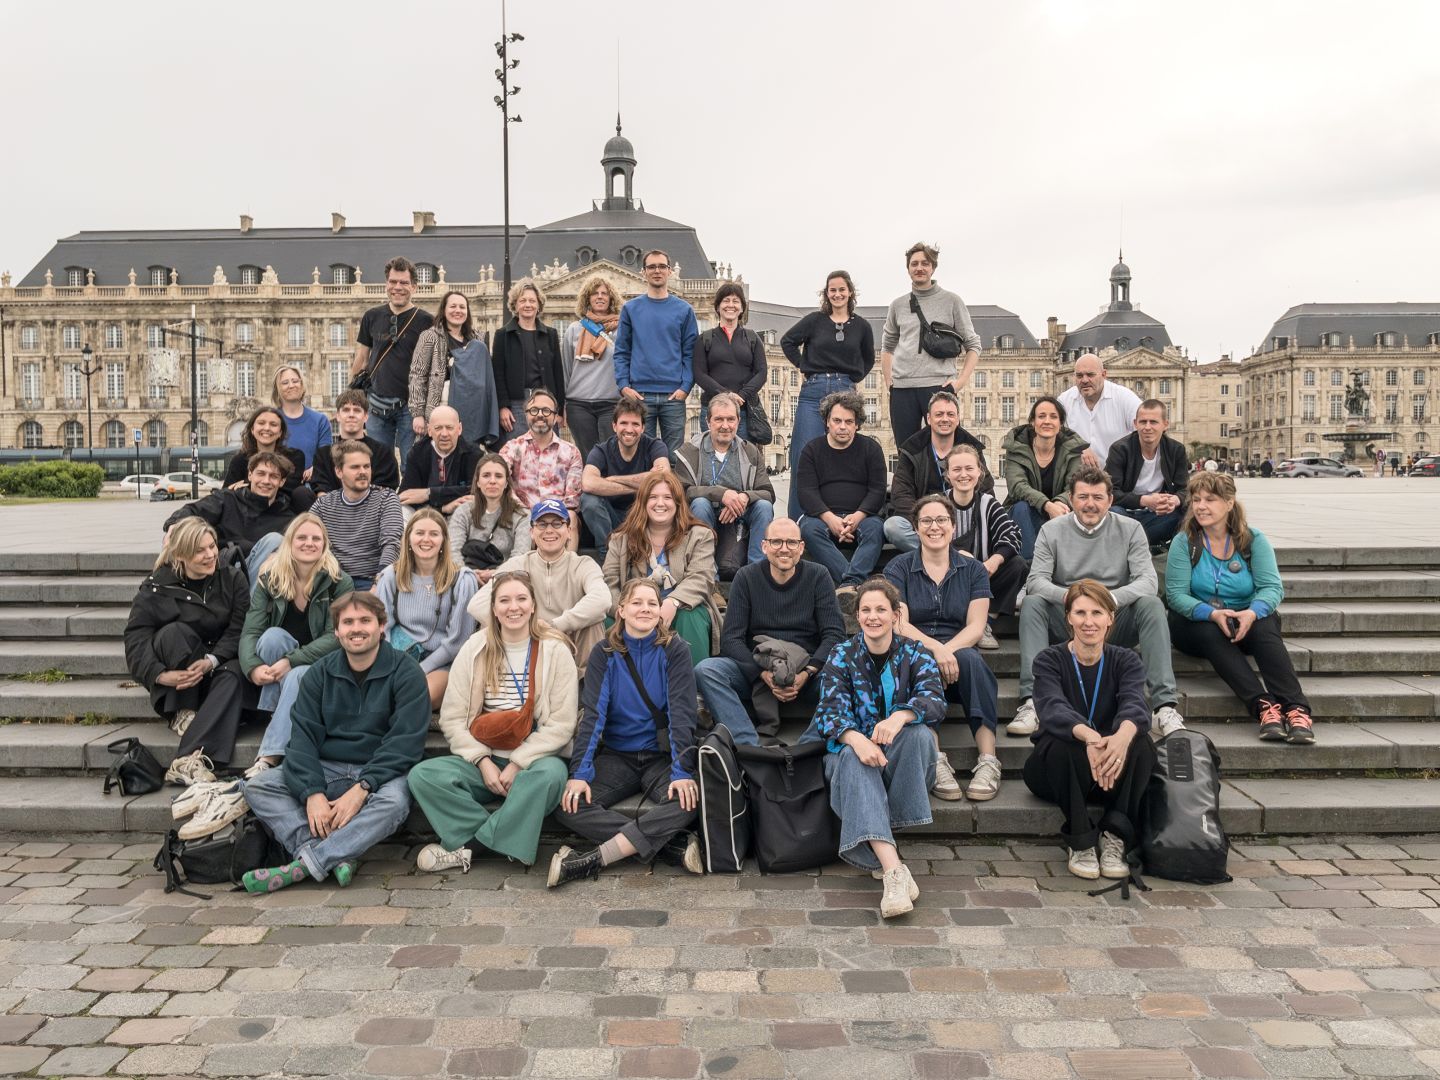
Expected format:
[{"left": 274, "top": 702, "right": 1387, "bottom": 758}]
[
  {"left": 1274, "top": 455, "right": 1364, "bottom": 478},
  {"left": 148, "top": 471, "right": 223, "bottom": 500},
  {"left": 118, "top": 474, "right": 164, "bottom": 495},
  {"left": 1410, "top": 454, "right": 1440, "bottom": 477}
]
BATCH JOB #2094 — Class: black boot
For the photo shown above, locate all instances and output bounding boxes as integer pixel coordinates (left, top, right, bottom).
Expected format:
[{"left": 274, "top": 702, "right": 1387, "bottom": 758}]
[
  {"left": 546, "top": 845, "right": 603, "bottom": 888},
  {"left": 655, "top": 832, "right": 704, "bottom": 874}
]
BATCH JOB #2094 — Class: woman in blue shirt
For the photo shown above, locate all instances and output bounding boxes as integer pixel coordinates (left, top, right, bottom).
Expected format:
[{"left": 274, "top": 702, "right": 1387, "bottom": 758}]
[
  {"left": 813, "top": 578, "right": 946, "bottom": 918},
  {"left": 883, "top": 495, "right": 1000, "bottom": 802},
  {"left": 1164, "top": 472, "right": 1313, "bottom": 744},
  {"left": 272, "top": 365, "right": 333, "bottom": 482}
]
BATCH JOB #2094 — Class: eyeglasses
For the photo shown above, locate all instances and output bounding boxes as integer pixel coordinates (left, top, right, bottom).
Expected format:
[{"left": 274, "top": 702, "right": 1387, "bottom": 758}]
[
  {"left": 532, "top": 519, "right": 566, "bottom": 531},
  {"left": 917, "top": 517, "right": 953, "bottom": 529},
  {"left": 764, "top": 539, "right": 802, "bottom": 549},
  {"left": 643, "top": 263, "right": 669, "bottom": 272},
  {"left": 525, "top": 407, "right": 555, "bottom": 417}
]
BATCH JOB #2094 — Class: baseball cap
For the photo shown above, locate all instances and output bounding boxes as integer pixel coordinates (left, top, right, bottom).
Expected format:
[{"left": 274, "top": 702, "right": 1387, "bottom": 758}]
[{"left": 529, "top": 499, "right": 570, "bottom": 523}]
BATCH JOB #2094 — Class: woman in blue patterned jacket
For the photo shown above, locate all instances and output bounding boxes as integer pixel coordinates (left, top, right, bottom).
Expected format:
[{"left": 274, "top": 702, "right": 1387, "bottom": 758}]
[{"left": 814, "top": 577, "right": 946, "bottom": 919}]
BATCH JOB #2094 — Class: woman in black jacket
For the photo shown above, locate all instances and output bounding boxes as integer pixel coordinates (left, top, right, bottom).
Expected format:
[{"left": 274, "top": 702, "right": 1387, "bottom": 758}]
[
  {"left": 491, "top": 278, "right": 564, "bottom": 446},
  {"left": 224, "top": 407, "right": 312, "bottom": 511},
  {"left": 123, "top": 518, "right": 252, "bottom": 786},
  {"left": 693, "top": 283, "right": 766, "bottom": 438}
]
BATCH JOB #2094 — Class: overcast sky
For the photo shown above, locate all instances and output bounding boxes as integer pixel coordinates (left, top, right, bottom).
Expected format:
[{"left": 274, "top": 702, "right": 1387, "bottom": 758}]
[{"left": 6, "top": 0, "right": 1438, "bottom": 361}]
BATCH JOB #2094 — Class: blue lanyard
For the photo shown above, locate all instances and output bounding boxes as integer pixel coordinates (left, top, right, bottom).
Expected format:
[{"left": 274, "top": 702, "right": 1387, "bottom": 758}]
[
  {"left": 504, "top": 646, "right": 530, "bottom": 700},
  {"left": 1201, "top": 533, "right": 1233, "bottom": 605},
  {"left": 709, "top": 451, "right": 726, "bottom": 486},
  {"left": 1070, "top": 648, "right": 1104, "bottom": 728}
]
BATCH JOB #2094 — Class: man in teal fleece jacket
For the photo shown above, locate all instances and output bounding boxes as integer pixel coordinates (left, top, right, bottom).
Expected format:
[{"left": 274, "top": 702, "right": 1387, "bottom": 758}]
[{"left": 241, "top": 591, "right": 430, "bottom": 892}]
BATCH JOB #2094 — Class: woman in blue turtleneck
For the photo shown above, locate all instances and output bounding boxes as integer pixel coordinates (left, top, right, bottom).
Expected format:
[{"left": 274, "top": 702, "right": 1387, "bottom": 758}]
[{"left": 548, "top": 578, "right": 701, "bottom": 887}]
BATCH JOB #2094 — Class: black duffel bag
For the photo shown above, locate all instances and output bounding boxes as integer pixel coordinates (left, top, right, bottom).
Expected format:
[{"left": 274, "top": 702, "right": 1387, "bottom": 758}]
[
  {"left": 734, "top": 740, "right": 838, "bottom": 874},
  {"left": 154, "top": 814, "right": 287, "bottom": 898}
]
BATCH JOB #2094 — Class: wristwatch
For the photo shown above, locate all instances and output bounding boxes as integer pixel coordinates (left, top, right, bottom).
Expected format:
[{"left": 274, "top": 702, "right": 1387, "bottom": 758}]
[{"left": 358, "top": 778, "right": 374, "bottom": 794}]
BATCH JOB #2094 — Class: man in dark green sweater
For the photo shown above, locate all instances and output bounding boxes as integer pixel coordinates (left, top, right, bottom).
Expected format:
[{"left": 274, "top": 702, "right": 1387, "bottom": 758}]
[{"left": 240, "top": 591, "right": 430, "bottom": 892}]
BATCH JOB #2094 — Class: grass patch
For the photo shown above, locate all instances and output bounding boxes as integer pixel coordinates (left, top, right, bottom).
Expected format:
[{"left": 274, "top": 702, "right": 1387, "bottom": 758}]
[{"left": 7, "top": 668, "right": 70, "bottom": 683}]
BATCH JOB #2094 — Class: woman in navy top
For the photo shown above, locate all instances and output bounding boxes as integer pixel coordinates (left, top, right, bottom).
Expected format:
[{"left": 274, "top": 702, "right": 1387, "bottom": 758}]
[{"left": 1022, "top": 579, "right": 1157, "bottom": 882}]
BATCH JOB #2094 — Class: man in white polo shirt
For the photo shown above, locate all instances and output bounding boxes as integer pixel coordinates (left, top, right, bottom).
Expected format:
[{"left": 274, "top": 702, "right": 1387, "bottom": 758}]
[{"left": 1058, "top": 353, "right": 1143, "bottom": 470}]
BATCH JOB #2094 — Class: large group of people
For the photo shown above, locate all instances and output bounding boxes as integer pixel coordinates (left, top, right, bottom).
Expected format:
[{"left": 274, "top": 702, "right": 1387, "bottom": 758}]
[{"left": 123, "top": 245, "right": 1314, "bottom": 919}]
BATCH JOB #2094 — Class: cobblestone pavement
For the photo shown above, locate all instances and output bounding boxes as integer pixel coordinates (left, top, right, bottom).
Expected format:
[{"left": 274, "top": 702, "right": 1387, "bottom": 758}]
[{"left": 3, "top": 837, "right": 1440, "bottom": 1077}]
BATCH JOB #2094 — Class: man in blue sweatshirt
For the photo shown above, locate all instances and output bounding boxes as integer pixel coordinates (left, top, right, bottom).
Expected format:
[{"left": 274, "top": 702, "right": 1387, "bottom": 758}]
[
  {"left": 613, "top": 249, "right": 698, "bottom": 452},
  {"left": 240, "top": 590, "right": 429, "bottom": 892}
]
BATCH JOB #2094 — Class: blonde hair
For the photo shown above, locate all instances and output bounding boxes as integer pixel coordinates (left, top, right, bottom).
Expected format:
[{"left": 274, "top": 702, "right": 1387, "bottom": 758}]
[
  {"left": 574, "top": 274, "right": 623, "bottom": 319},
  {"left": 476, "top": 570, "right": 570, "bottom": 695},
  {"left": 270, "top": 365, "right": 305, "bottom": 407},
  {"left": 156, "top": 518, "right": 218, "bottom": 575},
  {"left": 1182, "top": 471, "right": 1253, "bottom": 560},
  {"left": 394, "top": 508, "right": 459, "bottom": 595},
  {"left": 604, "top": 579, "right": 675, "bottom": 653},
  {"left": 507, "top": 277, "right": 545, "bottom": 316},
  {"left": 259, "top": 513, "right": 341, "bottom": 602}
]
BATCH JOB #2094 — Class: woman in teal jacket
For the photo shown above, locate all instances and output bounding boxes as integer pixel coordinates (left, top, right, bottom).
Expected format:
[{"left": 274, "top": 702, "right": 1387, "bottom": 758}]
[
  {"left": 240, "top": 512, "right": 354, "bottom": 774},
  {"left": 1164, "top": 472, "right": 1313, "bottom": 744}
]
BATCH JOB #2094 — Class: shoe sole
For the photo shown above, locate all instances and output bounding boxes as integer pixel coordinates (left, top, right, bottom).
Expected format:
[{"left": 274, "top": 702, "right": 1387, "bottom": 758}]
[
  {"left": 1068, "top": 864, "right": 1101, "bottom": 880},
  {"left": 931, "top": 787, "right": 964, "bottom": 802},
  {"left": 1258, "top": 726, "right": 1287, "bottom": 741},
  {"left": 1287, "top": 732, "right": 1316, "bottom": 745},
  {"left": 176, "top": 799, "right": 248, "bottom": 842},
  {"left": 965, "top": 788, "right": 998, "bottom": 802},
  {"left": 546, "top": 846, "right": 573, "bottom": 888},
  {"left": 1099, "top": 865, "right": 1129, "bottom": 880}
]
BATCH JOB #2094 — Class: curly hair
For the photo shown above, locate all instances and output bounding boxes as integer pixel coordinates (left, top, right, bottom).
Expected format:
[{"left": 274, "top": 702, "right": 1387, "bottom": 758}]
[{"left": 574, "top": 274, "right": 623, "bottom": 319}]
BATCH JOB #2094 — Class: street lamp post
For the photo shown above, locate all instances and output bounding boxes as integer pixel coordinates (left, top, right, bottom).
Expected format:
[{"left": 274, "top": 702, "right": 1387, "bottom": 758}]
[
  {"left": 153, "top": 307, "right": 207, "bottom": 500},
  {"left": 494, "top": 3, "right": 523, "bottom": 299},
  {"left": 77, "top": 343, "right": 102, "bottom": 455}
]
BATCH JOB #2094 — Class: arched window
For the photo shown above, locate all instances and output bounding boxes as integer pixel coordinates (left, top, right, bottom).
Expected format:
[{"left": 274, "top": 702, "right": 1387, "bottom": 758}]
[
  {"left": 239, "top": 265, "right": 262, "bottom": 286},
  {"left": 1376, "top": 331, "right": 1398, "bottom": 348},
  {"left": 148, "top": 266, "right": 171, "bottom": 287},
  {"left": 62, "top": 421, "right": 84, "bottom": 449},
  {"left": 20, "top": 421, "right": 43, "bottom": 449},
  {"left": 414, "top": 264, "right": 436, "bottom": 286},
  {"left": 103, "top": 420, "right": 127, "bottom": 449},
  {"left": 329, "top": 265, "right": 352, "bottom": 285},
  {"left": 997, "top": 334, "right": 1016, "bottom": 350},
  {"left": 66, "top": 268, "right": 86, "bottom": 287},
  {"left": 1322, "top": 331, "right": 1342, "bottom": 347},
  {"left": 145, "top": 420, "right": 167, "bottom": 448},
  {"left": 619, "top": 246, "right": 641, "bottom": 267},
  {"left": 185, "top": 420, "right": 210, "bottom": 446},
  {"left": 575, "top": 246, "right": 597, "bottom": 266}
]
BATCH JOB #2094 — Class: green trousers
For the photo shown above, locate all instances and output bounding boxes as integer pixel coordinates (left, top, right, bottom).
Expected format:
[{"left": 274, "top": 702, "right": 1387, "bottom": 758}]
[
  {"left": 406, "top": 754, "right": 568, "bottom": 866},
  {"left": 672, "top": 606, "right": 712, "bottom": 667}
]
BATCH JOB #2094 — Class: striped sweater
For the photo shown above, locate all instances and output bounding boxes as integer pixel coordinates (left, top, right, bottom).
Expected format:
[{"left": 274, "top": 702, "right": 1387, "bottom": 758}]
[{"left": 312, "top": 487, "right": 404, "bottom": 582}]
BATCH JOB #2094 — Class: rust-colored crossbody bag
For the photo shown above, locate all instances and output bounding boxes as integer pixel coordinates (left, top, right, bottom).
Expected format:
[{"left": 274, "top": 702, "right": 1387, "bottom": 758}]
[{"left": 468, "top": 640, "right": 542, "bottom": 751}]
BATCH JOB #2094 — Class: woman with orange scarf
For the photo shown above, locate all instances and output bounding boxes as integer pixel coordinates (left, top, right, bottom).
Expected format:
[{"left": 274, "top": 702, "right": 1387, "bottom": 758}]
[{"left": 561, "top": 275, "right": 625, "bottom": 462}]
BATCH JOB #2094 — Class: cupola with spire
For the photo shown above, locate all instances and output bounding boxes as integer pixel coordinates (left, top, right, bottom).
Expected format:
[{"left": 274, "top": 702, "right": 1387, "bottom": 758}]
[{"left": 601, "top": 115, "right": 639, "bottom": 211}]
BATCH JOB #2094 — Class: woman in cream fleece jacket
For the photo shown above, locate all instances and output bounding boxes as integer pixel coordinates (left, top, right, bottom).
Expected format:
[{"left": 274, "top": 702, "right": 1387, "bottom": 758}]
[{"left": 408, "top": 570, "right": 578, "bottom": 870}]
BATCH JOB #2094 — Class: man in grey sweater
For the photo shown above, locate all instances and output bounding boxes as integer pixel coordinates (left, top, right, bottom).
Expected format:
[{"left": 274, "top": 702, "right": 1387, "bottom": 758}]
[
  {"left": 1008, "top": 467, "right": 1185, "bottom": 739},
  {"left": 881, "top": 241, "right": 982, "bottom": 448}
]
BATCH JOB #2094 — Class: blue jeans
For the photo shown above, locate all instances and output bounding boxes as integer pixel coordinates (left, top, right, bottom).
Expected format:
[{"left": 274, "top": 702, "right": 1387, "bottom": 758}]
[
  {"left": 694, "top": 657, "right": 761, "bottom": 745},
  {"left": 641, "top": 392, "right": 688, "bottom": 453},
  {"left": 799, "top": 514, "right": 884, "bottom": 587},
  {"left": 1010, "top": 500, "right": 1046, "bottom": 561},
  {"left": 253, "top": 627, "right": 311, "bottom": 759},
  {"left": 788, "top": 374, "right": 853, "bottom": 517},
  {"left": 245, "top": 532, "right": 284, "bottom": 587},
  {"left": 366, "top": 402, "right": 415, "bottom": 464},
  {"left": 580, "top": 493, "right": 626, "bottom": 562},
  {"left": 241, "top": 760, "right": 411, "bottom": 879},
  {"left": 823, "top": 722, "right": 935, "bottom": 870},
  {"left": 688, "top": 497, "right": 773, "bottom": 565},
  {"left": 1113, "top": 506, "right": 1184, "bottom": 548},
  {"left": 883, "top": 516, "right": 920, "bottom": 553}
]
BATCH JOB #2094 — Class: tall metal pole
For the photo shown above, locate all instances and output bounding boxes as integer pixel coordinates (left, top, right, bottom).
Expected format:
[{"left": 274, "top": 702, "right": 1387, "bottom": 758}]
[
  {"left": 189, "top": 304, "right": 199, "bottom": 500},
  {"left": 495, "top": 4, "right": 522, "bottom": 301}
]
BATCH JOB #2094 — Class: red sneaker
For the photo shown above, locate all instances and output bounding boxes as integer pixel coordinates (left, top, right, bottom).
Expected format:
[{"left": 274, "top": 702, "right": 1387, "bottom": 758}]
[
  {"left": 1256, "top": 698, "right": 1286, "bottom": 741},
  {"left": 1283, "top": 705, "right": 1315, "bottom": 745}
]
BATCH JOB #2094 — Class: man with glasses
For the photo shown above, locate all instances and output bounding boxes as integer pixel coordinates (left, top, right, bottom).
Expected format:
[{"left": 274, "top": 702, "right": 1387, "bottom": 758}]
[
  {"left": 613, "top": 249, "right": 698, "bottom": 452},
  {"left": 397, "top": 405, "right": 481, "bottom": 517},
  {"left": 467, "top": 500, "right": 610, "bottom": 676},
  {"left": 694, "top": 518, "right": 844, "bottom": 746},
  {"left": 884, "top": 390, "right": 989, "bottom": 552},
  {"left": 500, "top": 388, "right": 583, "bottom": 550},
  {"left": 1058, "top": 353, "right": 1143, "bottom": 469},
  {"left": 880, "top": 241, "right": 982, "bottom": 447},
  {"left": 351, "top": 257, "right": 434, "bottom": 463},
  {"left": 672, "top": 393, "right": 775, "bottom": 569},
  {"left": 795, "top": 391, "right": 888, "bottom": 599},
  {"left": 580, "top": 398, "right": 670, "bottom": 562}
]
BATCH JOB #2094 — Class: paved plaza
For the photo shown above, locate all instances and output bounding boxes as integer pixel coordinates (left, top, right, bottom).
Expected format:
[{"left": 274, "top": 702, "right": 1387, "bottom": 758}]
[{"left": 4, "top": 835, "right": 1440, "bottom": 1078}]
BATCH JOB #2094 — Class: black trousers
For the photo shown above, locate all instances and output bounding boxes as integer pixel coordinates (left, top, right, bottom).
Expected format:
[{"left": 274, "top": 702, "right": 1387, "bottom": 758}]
[
  {"left": 565, "top": 399, "right": 616, "bottom": 465},
  {"left": 1167, "top": 610, "right": 1308, "bottom": 714},
  {"left": 554, "top": 749, "right": 696, "bottom": 862},
  {"left": 888, "top": 385, "right": 945, "bottom": 448},
  {"left": 987, "top": 554, "right": 1028, "bottom": 616},
  {"left": 152, "top": 624, "right": 259, "bottom": 768},
  {"left": 1023, "top": 733, "right": 1156, "bottom": 851}
]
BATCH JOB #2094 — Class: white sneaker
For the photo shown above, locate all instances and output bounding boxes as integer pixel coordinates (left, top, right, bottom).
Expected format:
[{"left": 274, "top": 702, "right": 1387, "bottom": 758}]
[
  {"left": 880, "top": 864, "right": 919, "bottom": 918},
  {"left": 931, "top": 754, "right": 963, "bottom": 801},
  {"left": 243, "top": 757, "right": 277, "bottom": 780},
  {"left": 164, "top": 749, "right": 216, "bottom": 787},
  {"left": 1067, "top": 846, "right": 1100, "bottom": 880},
  {"left": 171, "top": 780, "right": 222, "bottom": 820},
  {"left": 978, "top": 624, "right": 1000, "bottom": 651},
  {"left": 680, "top": 833, "right": 704, "bottom": 875},
  {"left": 966, "top": 755, "right": 1001, "bottom": 801},
  {"left": 416, "top": 844, "right": 472, "bottom": 874},
  {"left": 1007, "top": 699, "right": 1038, "bottom": 737},
  {"left": 1099, "top": 832, "right": 1128, "bottom": 879},
  {"left": 1153, "top": 705, "right": 1186, "bottom": 738},
  {"left": 169, "top": 709, "right": 197, "bottom": 737},
  {"left": 177, "top": 784, "right": 248, "bottom": 841}
]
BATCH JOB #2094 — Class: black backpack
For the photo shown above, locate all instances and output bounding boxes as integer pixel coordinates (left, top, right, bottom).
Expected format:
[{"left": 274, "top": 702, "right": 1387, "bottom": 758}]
[
  {"left": 734, "top": 741, "right": 839, "bottom": 874},
  {"left": 1142, "top": 729, "right": 1232, "bottom": 885},
  {"left": 154, "top": 814, "right": 287, "bottom": 898},
  {"left": 696, "top": 725, "right": 750, "bottom": 873}
]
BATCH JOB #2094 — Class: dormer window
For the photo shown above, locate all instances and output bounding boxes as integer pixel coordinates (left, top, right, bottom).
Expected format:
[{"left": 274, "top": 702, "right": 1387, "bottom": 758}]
[
  {"left": 65, "top": 267, "right": 87, "bottom": 287},
  {"left": 1114, "top": 336, "right": 1131, "bottom": 351},
  {"left": 238, "top": 265, "right": 262, "bottom": 286},
  {"left": 576, "top": 246, "right": 597, "bottom": 266},
  {"left": 414, "top": 263, "right": 436, "bottom": 286},
  {"left": 996, "top": 334, "right": 1015, "bottom": 350},
  {"left": 1271, "top": 336, "right": 1290, "bottom": 350},
  {"left": 619, "top": 245, "right": 641, "bottom": 267},
  {"left": 1376, "top": 331, "right": 1398, "bottom": 348},
  {"left": 1139, "top": 336, "right": 1155, "bottom": 350},
  {"left": 329, "top": 265, "right": 352, "bottom": 285},
  {"left": 1322, "top": 331, "right": 1342, "bottom": 347},
  {"left": 148, "top": 266, "right": 171, "bottom": 286}
]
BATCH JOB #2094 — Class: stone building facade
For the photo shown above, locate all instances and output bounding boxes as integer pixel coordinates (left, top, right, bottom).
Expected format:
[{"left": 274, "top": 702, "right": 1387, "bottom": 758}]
[{"left": 1183, "top": 356, "right": 1245, "bottom": 460}]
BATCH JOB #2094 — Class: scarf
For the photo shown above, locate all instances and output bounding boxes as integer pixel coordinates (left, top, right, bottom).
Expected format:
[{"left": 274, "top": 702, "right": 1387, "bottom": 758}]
[{"left": 576, "top": 311, "right": 621, "bottom": 361}]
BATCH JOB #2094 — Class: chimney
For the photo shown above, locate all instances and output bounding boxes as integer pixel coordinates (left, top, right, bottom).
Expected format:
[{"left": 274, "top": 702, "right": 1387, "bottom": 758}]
[
  {"left": 239, "top": 214, "right": 253, "bottom": 234},
  {"left": 413, "top": 211, "right": 436, "bottom": 233},
  {"left": 331, "top": 212, "right": 346, "bottom": 234}
]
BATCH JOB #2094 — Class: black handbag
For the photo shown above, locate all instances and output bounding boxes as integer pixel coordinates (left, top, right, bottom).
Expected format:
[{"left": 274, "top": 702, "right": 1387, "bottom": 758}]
[
  {"left": 744, "top": 393, "right": 773, "bottom": 446},
  {"left": 103, "top": 738, "right": 165, "bottom": 796},
  {"left": 1142, "top": 729, "right": 1232, "bottom": 886},
  {"left": 734, "top": 741, "right": 839, "bottom": 874},
  {"left": 461, "top": 538, "right": 506, "bottom": 570},
  {"left": 154, "top": 814, "right": 288, "bottom": 898},
  {"left": 909, "top": 292, "right": 965, "bottom": 360}
]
